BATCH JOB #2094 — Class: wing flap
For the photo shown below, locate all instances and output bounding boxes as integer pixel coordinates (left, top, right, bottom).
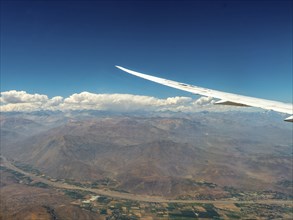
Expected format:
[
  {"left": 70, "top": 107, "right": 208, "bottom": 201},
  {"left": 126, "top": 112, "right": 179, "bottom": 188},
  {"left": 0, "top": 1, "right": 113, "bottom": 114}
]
[
  {"left": 284, "top": 115, "right": 293, "bottom": 122},
  {"left": 214, "top": 100, "right": 251, "bottom": 107}
]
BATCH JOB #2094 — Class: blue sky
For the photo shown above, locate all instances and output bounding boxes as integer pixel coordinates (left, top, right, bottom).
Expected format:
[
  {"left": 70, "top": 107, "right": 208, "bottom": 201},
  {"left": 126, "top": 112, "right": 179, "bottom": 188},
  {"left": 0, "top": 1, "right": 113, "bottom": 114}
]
[{"left": 1, "top": 0, "right": 292, "bottom": 102}]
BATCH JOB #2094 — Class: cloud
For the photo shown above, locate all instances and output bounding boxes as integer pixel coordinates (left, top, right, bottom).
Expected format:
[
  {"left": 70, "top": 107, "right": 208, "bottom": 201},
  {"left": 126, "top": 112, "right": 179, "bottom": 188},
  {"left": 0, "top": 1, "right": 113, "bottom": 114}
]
[
  {"left": 47, "top": 96, "right": 63, "bottom": 106},
  {"left": 0, "top": 90, "right": 48, "bottom": 104},
  {"left": 0, "top": 90, "right": 222, "bottom": 112},
  {"left": 61, "top": 92, "right": 195, "bottom": 111},
  {"left": 0, "top": 91, "right": 65, "bottom": 112},
  {"left": 194, "top": 96, "right": 215, "bottom": 105}
]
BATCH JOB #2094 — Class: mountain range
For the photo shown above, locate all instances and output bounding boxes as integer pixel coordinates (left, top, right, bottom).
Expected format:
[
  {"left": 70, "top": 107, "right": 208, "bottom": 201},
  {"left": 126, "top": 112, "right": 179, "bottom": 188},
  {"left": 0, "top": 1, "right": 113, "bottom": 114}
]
[{"left": 1, "top": 110, "right": 292, "bottom": 198}]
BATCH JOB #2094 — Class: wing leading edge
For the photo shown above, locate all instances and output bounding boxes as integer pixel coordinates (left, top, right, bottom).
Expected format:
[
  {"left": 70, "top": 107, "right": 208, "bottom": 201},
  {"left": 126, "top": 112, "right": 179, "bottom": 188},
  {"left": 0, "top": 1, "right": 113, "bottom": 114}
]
[{"left": 116, "top": 66, "right": 293, "bottom": 122}]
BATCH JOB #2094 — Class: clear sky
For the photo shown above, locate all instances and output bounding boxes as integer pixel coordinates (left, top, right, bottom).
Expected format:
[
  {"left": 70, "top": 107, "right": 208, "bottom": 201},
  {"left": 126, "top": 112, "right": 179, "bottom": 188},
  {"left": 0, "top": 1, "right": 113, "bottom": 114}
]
[{"left": 1, "top": 0, "right": 292, "bottom": 103}]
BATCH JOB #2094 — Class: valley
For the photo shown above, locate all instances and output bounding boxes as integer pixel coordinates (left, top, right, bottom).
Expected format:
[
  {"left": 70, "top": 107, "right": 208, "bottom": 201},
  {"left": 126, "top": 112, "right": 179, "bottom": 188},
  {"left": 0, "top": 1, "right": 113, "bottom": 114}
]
[
  {"left": 1, "top": 110, "right": 292, "bottom": 219},
  {"left": 1, "top": 155, "right": 292, "bottom": 219}
]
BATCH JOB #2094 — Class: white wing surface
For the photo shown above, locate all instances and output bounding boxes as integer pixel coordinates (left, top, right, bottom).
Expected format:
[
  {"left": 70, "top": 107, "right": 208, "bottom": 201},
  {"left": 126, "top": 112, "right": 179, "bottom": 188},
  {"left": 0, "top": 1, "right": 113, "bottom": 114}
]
[{"left": 116, "top": 66, "right": 293, "bottom": 122}]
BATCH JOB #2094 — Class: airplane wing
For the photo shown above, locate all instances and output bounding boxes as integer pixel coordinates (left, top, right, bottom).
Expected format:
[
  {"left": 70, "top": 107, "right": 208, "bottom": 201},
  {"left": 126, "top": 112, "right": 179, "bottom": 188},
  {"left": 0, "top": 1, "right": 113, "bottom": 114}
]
[{"left": 116, "top": 66, "right": 293, "bottom": 122}]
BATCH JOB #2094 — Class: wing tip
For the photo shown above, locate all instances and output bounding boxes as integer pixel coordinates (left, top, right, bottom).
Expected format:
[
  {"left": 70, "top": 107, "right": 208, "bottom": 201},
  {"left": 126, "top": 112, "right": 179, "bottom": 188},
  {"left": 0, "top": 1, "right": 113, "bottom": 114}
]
[{"left": 115, "top": 65, "right": 129, "bottom": 72}]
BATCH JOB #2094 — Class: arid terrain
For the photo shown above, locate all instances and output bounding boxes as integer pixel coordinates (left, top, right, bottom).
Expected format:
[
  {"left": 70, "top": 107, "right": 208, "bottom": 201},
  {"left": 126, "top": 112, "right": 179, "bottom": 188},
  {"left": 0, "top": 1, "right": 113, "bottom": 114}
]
[{"left": 1, "top": 110, "right": 292, "bottom": 219}]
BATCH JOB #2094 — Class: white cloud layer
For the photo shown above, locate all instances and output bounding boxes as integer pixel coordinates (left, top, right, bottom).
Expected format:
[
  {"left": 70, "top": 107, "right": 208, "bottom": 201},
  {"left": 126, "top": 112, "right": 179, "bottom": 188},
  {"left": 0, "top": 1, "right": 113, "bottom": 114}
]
[
  {"left": 0, "top": 90, "right": 225, "bottom": 112},
  {"left": 0, "top": 90, "right": 48, "bottom": 104}
]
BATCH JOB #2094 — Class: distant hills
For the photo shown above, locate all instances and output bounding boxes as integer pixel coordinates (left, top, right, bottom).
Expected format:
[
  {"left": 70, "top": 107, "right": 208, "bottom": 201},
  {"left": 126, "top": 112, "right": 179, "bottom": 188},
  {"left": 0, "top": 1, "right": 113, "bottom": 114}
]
[{"left": 1, "top": 110, "right": 292, "bottom": 198}]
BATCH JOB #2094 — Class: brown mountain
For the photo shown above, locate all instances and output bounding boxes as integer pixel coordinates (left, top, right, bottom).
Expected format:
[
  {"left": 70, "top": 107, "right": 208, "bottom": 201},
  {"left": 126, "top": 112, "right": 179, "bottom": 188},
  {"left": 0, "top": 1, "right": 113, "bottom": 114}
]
[{"left": 2, "top": 112, "right": 292, "bottom": 198}]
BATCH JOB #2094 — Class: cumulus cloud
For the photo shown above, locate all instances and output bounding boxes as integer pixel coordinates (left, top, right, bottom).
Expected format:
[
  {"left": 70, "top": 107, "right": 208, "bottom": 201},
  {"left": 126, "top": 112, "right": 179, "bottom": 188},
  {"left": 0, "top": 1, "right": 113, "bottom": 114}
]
[
  {"left": 47, "top": 96, "right": 63, "bottom": 106},
  {"left": 0, "top": 90, "right": 221, "bottom": 112},
  {"left": 194, "top": 96, "right": 215, "bottom": 105},
  {"left": 61, "top": 92, "right": 195, "bottom": 112},
  {"left": 0, "top": 91, "right": 65, "bottom": 112},
  {"left": 0, "top": 90, "right": 48, "bottom": 104}
]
